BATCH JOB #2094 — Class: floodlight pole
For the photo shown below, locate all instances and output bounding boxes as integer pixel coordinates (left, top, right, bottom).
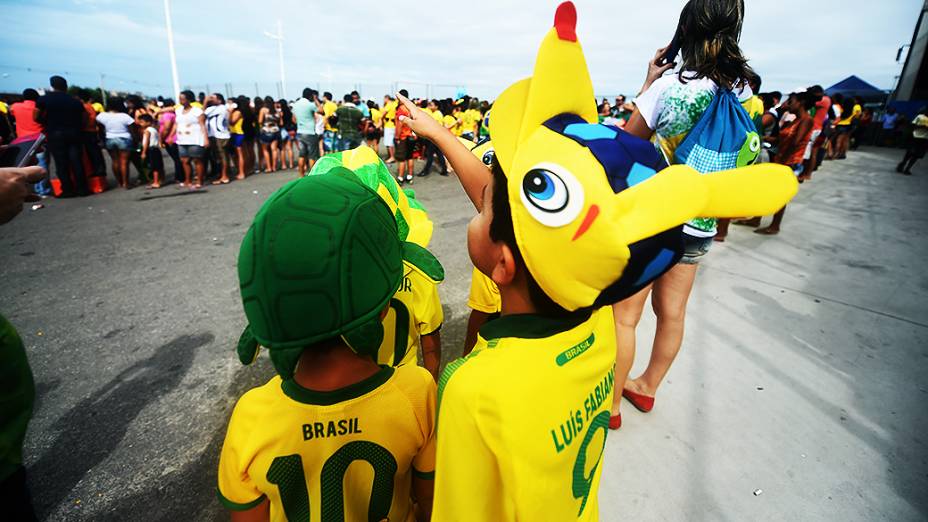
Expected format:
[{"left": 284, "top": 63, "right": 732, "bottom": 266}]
[
  {"left": 264, "top": 20, "right": 287, "bottom": 99},
  {"left": 163, "top": 0, "right": 181, "bottom": 100}
]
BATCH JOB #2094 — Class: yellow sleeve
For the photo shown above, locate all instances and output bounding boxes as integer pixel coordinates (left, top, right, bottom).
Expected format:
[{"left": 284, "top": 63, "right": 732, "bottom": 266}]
[
  {"left": 414, "top": 277, "right": 443, "bottom": 336},
  {"left": 434, "top": 364, "right": 503, "bottom": 520},
  {"left": 217, "top": 397, "right": 266, "bottom": 510},
  {"left": 467, "top": 267, "right": 501, "bottom": 313},
  {"left": 412, "top": 368, "right": 438, "bottom": 476}
]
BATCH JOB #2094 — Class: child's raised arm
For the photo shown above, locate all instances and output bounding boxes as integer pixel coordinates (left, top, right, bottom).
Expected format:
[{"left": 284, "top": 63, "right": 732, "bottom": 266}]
[{"left": 397, "top": 94, "right": 489, "bottom": 211}]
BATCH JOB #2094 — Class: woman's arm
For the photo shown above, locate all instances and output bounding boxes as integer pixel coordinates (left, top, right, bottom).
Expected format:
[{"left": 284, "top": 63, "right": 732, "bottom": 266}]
[
  {"left": 623, "top": 108, "right": 654, "bottom": 141},
  {"left": 637, "top": 46, "right": 676, "bottom": 97},
  {"left": 397, "top": 94, "right": 487, "bottom": 211},
  {"left": 199, "top": 113, "right": 208, "bottom": 146}
]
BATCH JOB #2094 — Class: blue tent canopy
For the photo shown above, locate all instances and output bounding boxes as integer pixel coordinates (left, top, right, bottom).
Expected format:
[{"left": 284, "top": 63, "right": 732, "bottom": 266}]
[{"left": 826, "top": 75, "right": 888, "bottom": 103}]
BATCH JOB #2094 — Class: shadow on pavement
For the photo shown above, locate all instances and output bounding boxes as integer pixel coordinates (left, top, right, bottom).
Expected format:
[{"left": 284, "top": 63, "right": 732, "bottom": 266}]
[
  {"left": 99, "top": 363, "right": 273, "bottom": 522},
  {"left": 136, "top": 190, "right": 209, "bottom": 202},
  {"left": 29, "top": 333, "right": 214, "bottom": 519}
]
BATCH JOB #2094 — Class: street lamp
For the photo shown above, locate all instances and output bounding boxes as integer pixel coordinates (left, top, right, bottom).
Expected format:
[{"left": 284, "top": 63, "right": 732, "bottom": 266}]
[
  {"left": 264, "top": 20, "right": 287, "bottom": 99},
  {"left": 163, "top": 0, "right": 181, "bottom": 100}
]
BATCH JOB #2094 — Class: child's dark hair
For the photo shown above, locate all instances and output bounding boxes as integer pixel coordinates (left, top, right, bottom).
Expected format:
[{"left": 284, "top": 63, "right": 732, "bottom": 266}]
[
  {"left": 489, "top": 158, "right": 569, "bottom": 317},
  {"left": 139, "top": 114, "right": 154, "bottom": 124}
]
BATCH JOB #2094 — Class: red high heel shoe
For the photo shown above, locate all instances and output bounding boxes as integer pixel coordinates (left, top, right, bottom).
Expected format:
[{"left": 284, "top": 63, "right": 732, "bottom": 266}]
[
  {"left": 609, "top": 413, "right": 622, "bottom": 430},
  {"left": 622, "top": 388, "right": 655, "bottom": 413}
]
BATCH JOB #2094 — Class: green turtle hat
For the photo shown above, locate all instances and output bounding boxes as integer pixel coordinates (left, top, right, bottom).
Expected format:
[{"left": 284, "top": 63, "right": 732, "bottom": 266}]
[{"left": 236, "top": 170, "right": 403, "bottom": 378}]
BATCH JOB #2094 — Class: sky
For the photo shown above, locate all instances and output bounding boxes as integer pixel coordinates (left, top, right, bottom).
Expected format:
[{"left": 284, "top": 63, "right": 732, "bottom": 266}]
[{"left": 0, "top": 0, "right": 922, "bottom": 101}]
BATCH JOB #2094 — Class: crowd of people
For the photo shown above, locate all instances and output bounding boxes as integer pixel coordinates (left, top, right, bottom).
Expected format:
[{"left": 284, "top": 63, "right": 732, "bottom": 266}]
[
  {"left": 0, "top": 80, "right": 494, "bottom": 195},
  {"left": 0, "top": 0, "right": 922, "bottom": 521}
]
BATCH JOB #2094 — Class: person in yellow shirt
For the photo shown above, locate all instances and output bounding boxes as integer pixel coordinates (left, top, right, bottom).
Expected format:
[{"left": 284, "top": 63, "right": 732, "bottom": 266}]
[
  {"left": 308, "top": 146, "right": 446, "bottom": 379},
  {"left": 462, "top": 139, "right": 502, "bottom": 355},
  {"left": 320, "top": 92, "right": 338, "bottom": 155},
  {"left": 449, "top": 105, "right": 465, "bottom": 137},
  {"left": 394, "top": 2, "right": 798, "bottom": 519},
  {"left": 382, "top": 95, "right": 398, "bottom": 163},
  {"left": 378, "top": 266, "right": 444, "bottom": 379},
  {"left": 462, "top": 100, "right": 482, "bottom": 141},
  {"left": 834, "top": 95, "right": 862, "bottom": 159},
  {"left": 222, "top": 173, "right": 436, "bottom": 522}
]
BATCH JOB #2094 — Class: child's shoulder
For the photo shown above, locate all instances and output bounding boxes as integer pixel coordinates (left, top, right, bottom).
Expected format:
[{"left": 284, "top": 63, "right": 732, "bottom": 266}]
[
  {"left": 391, "top": 364, "right": 435, "bottom": 394},
  {"left": 389, "top": 365, "right": 436, "bottom": 415},
  {"left": 234, "top": 375, "right": 285, "bottom": 408}
]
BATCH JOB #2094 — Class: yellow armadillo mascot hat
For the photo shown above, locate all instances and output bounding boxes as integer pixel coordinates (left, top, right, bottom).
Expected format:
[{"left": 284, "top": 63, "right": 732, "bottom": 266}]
[{"left": 490, "top": 1, "right": 798, "bottom": 311}]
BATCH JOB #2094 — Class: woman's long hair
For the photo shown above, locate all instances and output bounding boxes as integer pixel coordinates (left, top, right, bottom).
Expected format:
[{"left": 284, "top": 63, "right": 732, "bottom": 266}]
[
  {"left": 278, "top": 99, "right": 292, "bottom": 126},
  {"left": 677, "top": 0, "right": 754, "bottom": 90}
]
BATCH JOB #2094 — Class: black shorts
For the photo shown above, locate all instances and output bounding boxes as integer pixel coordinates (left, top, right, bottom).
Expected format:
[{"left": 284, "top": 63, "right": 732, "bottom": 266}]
[
  {"left": 836, "top": 125, "right": 852, "bottom": 135},
  {"left": 908, "top": 138, "right": 928, "bottom": 159},
  {"left": 147, "top": 148, "right": 165, "bottom": 173},
  {"left": 394, "top": 138, "right": 415, "bottom": 161}
]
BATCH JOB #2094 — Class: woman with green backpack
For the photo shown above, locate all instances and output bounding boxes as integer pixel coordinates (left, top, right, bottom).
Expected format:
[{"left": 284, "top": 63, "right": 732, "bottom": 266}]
[{"left": 609, "top": 0, "right": 757, "bottom": 430}]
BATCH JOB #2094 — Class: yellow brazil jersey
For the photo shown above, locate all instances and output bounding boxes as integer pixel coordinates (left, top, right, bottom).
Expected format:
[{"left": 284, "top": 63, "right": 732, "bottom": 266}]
[
  {"left": 371, "top": 107, "right": 382, "bottom": 127},
  {"left": 377, "top": 268, "right": 443, "bottom": 368},
  {"left": 229, "top": 113, "right": 244, "bottom": 135},
  {"left": 742, "top": 95, "right": 764, "bottom": 121},
  {"left": 218, "top": 365, "right": 437, "bottom": 522},
  {"left": 191, "top": 101, "right": 204, "bottom": 109},
  {"left": 324, "top": 101, "right": 337, "bottom": 132},
  {"left": 467, "top": 267, "right": 501, "bottom": 314},
  {"left": 463, "top": 109, "right": 481, "bottom": 136},
  {"left": 443, "top": 114, "right": 461, "bottom": 136},
  {"left": 434, "top": 308, "right": 616, "bottom": 521},
  {"left": 383, "top": 101, "right": 398, "bottom": 129},
  {"left": 429, "top": 109, "right": 443, "bottom": 123}
]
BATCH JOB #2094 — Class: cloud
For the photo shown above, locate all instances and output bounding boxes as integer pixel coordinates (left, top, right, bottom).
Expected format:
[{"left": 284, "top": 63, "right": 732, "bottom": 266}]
[{"left": 0, "top": 0, "right": 922, "bottom": 98}]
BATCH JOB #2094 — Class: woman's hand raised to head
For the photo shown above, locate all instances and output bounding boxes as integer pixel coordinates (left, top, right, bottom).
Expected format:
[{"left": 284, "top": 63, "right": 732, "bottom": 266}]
[
  {"left": 640, "top": 46, "right": 677, "bottom": 96},
  {"left": 396, "top": 93, "right": 446, "bottom": 142}
]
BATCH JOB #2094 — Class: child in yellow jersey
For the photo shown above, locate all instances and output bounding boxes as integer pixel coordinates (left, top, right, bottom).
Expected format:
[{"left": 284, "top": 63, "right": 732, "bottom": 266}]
[
  {"left": 463, "top": 266, "right": 501, "bottom": 355},
  {"left": 221, "top": 173, "right": 436, "bottom": 521},
  {"left": 306, "top": 146, "right": 447, "bottom": 380},
  {"left": 462, "top": 101, "right": 482, "bottom": 141},
  {"left": 395, "top": 2, "right": 798, "bottom": 519}
]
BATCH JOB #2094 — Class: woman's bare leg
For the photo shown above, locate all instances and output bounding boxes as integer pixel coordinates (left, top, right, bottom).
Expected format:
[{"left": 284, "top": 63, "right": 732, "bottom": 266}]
[
  {"left": 194, "top": 158, "right": 205, "bottom": 187},
  {"left": 180, "top": 157, "right": 192, "bottom": 186},
  {"left": 610, "top": 285, "right": 652, "bottom": 417},
  {"left": 236, "top": 147, "right": 245, "bottom": 179},
  {"left": 119, "top": 152, "right": 130, "bottom": 188},
  {"left": 627, "top": 262, "right": 698, "bottom": 397},
  {"left": 270, "top": 141, "right": 279, "bottom": 172}
]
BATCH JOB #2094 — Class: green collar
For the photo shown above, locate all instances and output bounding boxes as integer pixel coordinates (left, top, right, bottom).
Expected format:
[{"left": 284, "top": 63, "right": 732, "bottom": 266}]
[
  {"left": 479, "top": 309, "right": 592, "bottom": 341},
  {"left": 281, "top": 365, "right": 395, "bottom": 405}
]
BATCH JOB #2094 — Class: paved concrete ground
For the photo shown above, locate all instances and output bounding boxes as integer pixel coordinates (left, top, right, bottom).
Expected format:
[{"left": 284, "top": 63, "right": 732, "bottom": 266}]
[{"left": 0, "top": 146, "right": 925, "bottom": 521}]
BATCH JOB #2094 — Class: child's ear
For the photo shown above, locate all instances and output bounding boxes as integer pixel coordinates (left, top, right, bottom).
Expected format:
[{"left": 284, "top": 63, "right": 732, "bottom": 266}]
[{"left": 491, "top": 242, "right": 518, "bottom": 287}]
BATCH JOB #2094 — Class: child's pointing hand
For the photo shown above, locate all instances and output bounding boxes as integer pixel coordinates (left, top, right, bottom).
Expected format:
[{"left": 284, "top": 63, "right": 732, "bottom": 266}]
[{"left": 397, "top": 93, "right": 446, "bottom": 142}]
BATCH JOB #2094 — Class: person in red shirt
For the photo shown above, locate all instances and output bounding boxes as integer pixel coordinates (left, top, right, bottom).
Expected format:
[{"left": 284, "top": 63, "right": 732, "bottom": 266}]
[
  {"left": 78, "top": 91, "right": 106, "bottom": 177},
  {"left": 9, "top": 89, "right": 52, "bottom": 195},
  {"left": 803, "top": 85, "right": 831, "bottom": 180},
  {"left": 394, "top": 89, "right": 415, "bottom": 184},
  {"left": 9, "top": 89, "right": 43, "bottom": 140}
]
